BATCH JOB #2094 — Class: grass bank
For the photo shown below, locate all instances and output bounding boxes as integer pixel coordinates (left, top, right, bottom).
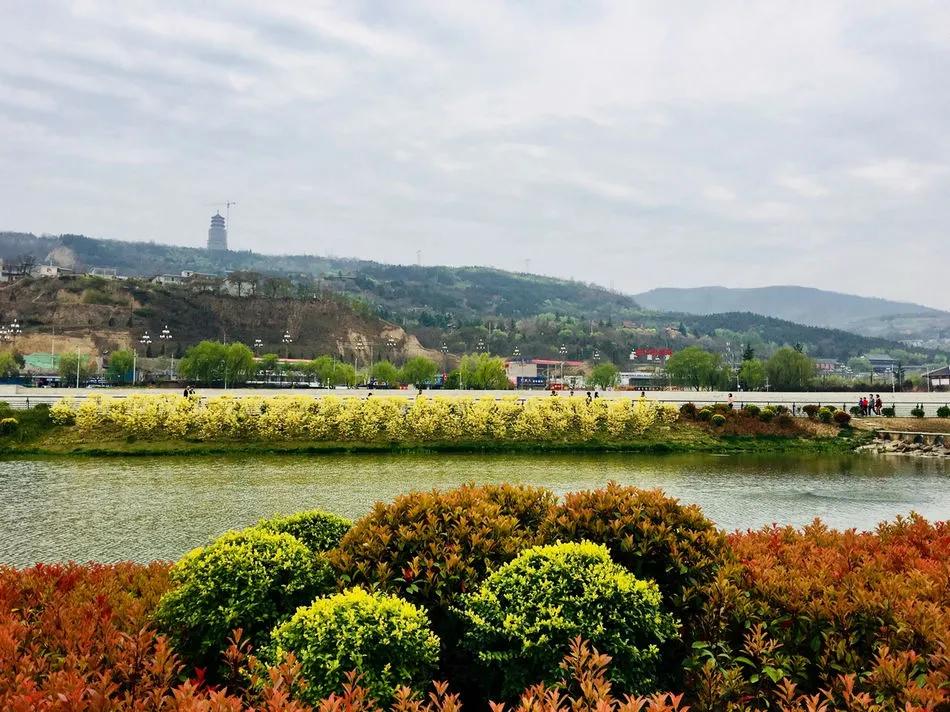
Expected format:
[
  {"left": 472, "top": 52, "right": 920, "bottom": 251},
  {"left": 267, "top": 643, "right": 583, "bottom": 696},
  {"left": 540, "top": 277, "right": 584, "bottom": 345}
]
[{"left": 0, "top": 417, "right": 863, "bottom": 457}]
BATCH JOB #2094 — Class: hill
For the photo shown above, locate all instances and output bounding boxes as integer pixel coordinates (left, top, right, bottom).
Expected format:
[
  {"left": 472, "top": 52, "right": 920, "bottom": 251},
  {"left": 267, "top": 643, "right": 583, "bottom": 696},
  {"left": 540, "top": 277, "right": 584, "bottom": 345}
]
[
  {"left": 635, "top": 286, "right": 950, "bottom": 344},
  {"left": 2, "top": 231, "right": 944, "bottom": 365}
]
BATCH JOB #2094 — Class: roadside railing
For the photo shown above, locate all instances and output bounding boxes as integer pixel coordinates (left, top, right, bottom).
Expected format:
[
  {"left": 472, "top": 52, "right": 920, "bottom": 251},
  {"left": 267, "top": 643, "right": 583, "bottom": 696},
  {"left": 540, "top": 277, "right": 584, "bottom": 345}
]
[{"left": 2, "top": 391, "right": 948, "bottom": 419}]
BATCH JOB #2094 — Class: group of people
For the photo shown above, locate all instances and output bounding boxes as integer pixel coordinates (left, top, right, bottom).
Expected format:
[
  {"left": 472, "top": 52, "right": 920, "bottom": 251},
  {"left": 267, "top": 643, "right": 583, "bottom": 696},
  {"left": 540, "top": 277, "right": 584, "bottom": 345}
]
[
  {"left": 181, "top": 385, "right": 197, "bottom": 398},
  {"left": 859, "top": 393, "right": 883, "bottom": 416}
]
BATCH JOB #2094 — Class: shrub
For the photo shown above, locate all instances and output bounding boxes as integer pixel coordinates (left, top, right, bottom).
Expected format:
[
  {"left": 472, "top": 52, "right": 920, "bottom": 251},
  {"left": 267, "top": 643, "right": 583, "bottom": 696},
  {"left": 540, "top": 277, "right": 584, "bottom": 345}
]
[
  {"left": 687, "top": 516, "right": 950, "bottom": 708},
  {"left": 271, "top": 587, "right": 440, "bottom": 704},
  {"left": 331, "top": 484, "right": 555, "bottom": 620},
  {"left": 938, "top": 405, "right": 950, "bottom": 418},
  {"left": 772, "top": 404, "right": 790, "bottom": 415},
  {"left": 817, "top": 407, "right": 833, "bottom": 423},
  {"left": 882, "top": 406, "right": 896, "bottom": 417},
  {"left": 849, "top": 405, "right": 862, "bottom": 416},
  {"left": 758, "top": 406, "right": 774, "bottom": 423},
  {"left": 774, "top": 413, "right": 793, "bottom": 427},
  {"left": 155, "top": 529, "right": 335, "bottom": 667},
  {"left": 742, "top": 404, "right": 761, "bottom": 417},
  {"left": 911, "top": 406, "right": 925, "bottom": 418},
  {"left": 0, "top": 416, "right": 18, "bottom": 435},
  {"left": 458, "top": 542, "right": 677, "bottom": 697},
  {"left": 802, "top": 404, "right": 820, "bottom": 419},
  {"left": 679, "top": 402, "right": 697, "bottom": 419},
  {"left": 710, "top": 413, "right": 726, "bottom": 427},
  {"left": 832, "top": 410, "right": 851, "bottom": 427},
  {"left": 543, "top": 482, "right": 728, "bottom": 683},
  {"left": 697, "top": 407, "right": 713, "bottom": 421},
  {"left": 256, "top": 510, "right": 352, "bottom": 553},
  {"left": 711, "top": 403, "right": 732, "bottom": 415}
]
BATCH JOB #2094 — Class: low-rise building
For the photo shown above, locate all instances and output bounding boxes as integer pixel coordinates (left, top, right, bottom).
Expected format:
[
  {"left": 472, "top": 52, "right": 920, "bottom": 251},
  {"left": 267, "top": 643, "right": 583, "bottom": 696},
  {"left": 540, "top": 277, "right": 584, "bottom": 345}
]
[
  {"left": 31, "top": 264, "right": 74, "bottom": 278},
  {"left": 925, "top": 366, "right": 950, "bottom": 389},
  {"left": 867, "top": 354, "right": 900, "bottom": 374}
]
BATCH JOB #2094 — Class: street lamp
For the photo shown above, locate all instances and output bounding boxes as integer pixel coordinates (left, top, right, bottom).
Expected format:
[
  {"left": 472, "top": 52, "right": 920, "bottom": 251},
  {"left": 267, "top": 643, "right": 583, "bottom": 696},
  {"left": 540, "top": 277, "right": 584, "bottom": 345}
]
[
  {"left": 160, "top": 325, "right": 174, "bottom": 379},
  {"left": 355, "top": 336, "right": 365, "bottom": 373},
  {"left": 282, "top": 331, "right": 293, "bottom": 359},
  {"left": 253, "top": 338, "right": 263, "bottom": 352},
  {"left": 558, "top": 344, "right": 568, "bottom": 384},
  {"left": 386, "top": 336, "right": 397, "bottom": 364},
  {"left": 592, "top": 349, "right": 600, "bottom": 363},
  {"left": 8, "top": 319, "right": 22, "bottom": 340},
  {"left": 440, "top": 342, "right": 449, "bottom": 373},
  {"left": 134, "top": 331, "right": 151, "bottom": 385}
]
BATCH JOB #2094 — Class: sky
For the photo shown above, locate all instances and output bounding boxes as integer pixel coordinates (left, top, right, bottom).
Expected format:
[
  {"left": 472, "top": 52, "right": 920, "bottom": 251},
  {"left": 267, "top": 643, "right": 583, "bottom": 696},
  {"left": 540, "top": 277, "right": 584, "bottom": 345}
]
[{"left": 2, "top": 1, "right": 949, "bottom": 308}]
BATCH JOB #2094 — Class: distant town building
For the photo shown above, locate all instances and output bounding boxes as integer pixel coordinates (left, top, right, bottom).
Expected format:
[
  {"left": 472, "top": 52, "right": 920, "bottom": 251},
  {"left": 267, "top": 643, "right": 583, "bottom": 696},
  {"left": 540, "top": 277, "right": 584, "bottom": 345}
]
[
  {"left": 87, "top": 267, "right": 118, "bottom": 279},
  {"left": 814, "top": 358, "right": 839, "bottom": 373},
  {"left": 31, "top": 264, "right": 74, "bottom": 278},
  {"left": 924, "top": 366, "right": 950, "bottom": 389},
  {"left": 867, "top": 354, "right": 899, "bottom": 374},
  {"left": 629, "top": 347, "right": 673, "bottom": 362},
  {"left": 207, "top": 212, "right": 228, "bottom": 251}
]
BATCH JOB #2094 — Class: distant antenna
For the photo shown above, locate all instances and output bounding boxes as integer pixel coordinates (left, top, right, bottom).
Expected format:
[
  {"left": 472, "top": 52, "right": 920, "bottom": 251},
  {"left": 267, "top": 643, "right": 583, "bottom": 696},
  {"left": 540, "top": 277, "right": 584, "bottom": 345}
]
[
  {"left": 207, "top": 201, "right": 237, "bottom": 228},
  {"left": 416, "top": 250, "right": 422, "bottom": 266}
]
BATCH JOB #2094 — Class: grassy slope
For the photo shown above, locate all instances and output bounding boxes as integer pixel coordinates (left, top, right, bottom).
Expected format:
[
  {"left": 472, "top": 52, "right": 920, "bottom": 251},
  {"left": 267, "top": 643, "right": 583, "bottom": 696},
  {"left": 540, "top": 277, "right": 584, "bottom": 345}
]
[{"left": 1, "top": 418, "right": 862, "bottom": 457}]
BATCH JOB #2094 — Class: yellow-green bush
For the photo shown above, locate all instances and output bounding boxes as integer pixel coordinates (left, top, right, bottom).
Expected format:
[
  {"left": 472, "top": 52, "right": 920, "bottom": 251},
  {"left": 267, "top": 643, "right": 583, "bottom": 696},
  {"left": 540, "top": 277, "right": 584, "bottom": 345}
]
[
  {"left": 50, "top": 394, "right": 679, "bottom": 444},
  {"left": 270, "top": 587, "right": 440, "bottom": 704}
]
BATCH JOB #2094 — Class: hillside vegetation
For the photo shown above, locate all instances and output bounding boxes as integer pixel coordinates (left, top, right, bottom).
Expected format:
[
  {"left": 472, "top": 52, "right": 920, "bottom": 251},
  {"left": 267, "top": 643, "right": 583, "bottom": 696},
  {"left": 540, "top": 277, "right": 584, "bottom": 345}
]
[{"left": 2, "top": 231, "right": 941, "bottom": 362}]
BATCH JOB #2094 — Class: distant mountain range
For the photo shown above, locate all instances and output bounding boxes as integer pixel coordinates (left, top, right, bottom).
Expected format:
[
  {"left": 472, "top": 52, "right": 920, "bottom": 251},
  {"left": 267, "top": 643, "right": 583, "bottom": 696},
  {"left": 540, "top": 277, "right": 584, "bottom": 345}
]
[{"left": 635, "top": 286, "right": 950, "bottom": 345}]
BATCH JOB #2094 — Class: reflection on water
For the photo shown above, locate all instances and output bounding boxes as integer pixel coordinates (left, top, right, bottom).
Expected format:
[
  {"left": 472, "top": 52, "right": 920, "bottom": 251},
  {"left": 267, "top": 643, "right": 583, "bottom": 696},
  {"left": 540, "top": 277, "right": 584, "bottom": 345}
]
[{"left": 1, "top": 453, "right": 947, "bottom": 567}]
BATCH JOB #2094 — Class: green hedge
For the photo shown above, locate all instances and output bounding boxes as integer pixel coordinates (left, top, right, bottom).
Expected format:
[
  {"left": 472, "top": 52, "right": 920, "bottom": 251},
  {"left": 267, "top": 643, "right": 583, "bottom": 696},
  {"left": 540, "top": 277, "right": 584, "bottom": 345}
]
[{"left": 256, "top": 510, "right": 352, "bottom": 553}]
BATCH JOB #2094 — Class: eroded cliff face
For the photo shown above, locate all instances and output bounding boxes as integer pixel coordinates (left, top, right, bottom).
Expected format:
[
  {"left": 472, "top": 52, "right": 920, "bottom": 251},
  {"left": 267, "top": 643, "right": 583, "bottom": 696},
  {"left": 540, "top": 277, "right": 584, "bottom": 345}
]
[{"left": 0, "top": 276, "right": 441, "bottom": 362}]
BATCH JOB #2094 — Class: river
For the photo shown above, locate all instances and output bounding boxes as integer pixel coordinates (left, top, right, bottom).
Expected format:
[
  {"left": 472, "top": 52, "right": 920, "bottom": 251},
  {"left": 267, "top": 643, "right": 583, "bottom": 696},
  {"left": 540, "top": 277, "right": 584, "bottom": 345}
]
[{"left": 1, "top": 452, "right": 948, "bottom": 567}]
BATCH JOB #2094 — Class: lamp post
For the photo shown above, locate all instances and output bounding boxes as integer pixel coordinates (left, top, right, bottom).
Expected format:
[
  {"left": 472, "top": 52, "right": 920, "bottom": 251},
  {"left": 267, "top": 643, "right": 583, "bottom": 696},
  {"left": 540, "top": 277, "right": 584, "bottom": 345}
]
[
  {"left": 253, "top": 338, "right": 263, "bottom": 352},
  {"left": 282, "top": 331, "right": 292, "bottom": 359},
  {"left": 386, "top": 336, "right": 397, "bottom": 364},
  {"left": 9, "top": 319, "right": 22, "bottom": 339},
  {"left": 355, "top": 336, "right": 365, "bottom": 375},
  {"left": 440, "top": 342, "right": 449, "bottom": 375},
  {"left": 134, "top": 331, "right": 151, "bottom": 385},
  {"left": 592, "top": 348, "right": 600, "bottom": 363},
  {"left": 559, "top": 344, "right": 568, "bottom": 384},
  {"left": 160, "top": 325, "right": 174, "bottom": 380}
]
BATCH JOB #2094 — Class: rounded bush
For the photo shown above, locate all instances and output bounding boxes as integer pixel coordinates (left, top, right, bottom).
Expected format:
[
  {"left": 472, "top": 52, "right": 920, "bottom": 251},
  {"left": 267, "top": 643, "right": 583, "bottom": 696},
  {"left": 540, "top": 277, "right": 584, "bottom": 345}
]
[
  {"left": 802, "top": 404, "right": 820, "bottom": 419},
  {"left": 155, "top": 529, "right": 335, "bottom": 666},
  {"left": 458, "top": 541, "right": 677, "bottom": 697},
  {"left": 697, "top": 407, "right": 713, "bottom": 421},
  {"left": 271, "top": 588, "right": 440, "bottom": 704},
  {"left": 850, "top": 406, "right": 863, "bottom": 417},
  {"left": 331, "top": 484, "right": 554, "bottom": 618},
  {"left": 937, "top": 406, "right": 950, "bottom": 418},
  {"left": 679, "top": 402, "right": 697, "bottom": 419},
  {"left": 911, "top": 406, "right": 926, "bottom": 418},
  {"left": 742, "top": 404, "right": 761, "bottom": 417},
  {"left": 818, "top": 407, "right": 833, "bottom": 424},
  {"left": 758, "top": 406, "right": 775, "bottom": 423},
  {"left": 710, "top": 413, "right": 726, "bottom": 426},
  {"left": 256, "top": 510, "right": 352, "bottom": 553},
  {"left": 0, "top": 417, "right": 18, "bottom": 435},
  {"left": 775, "top": 413, "right": 793, "bottom": 427},
  {"left": 833, "top": 410, "right": 852, "bottom": 427},
  {"left": 882, "top": 406, "right": 896, "bottom": 417}
]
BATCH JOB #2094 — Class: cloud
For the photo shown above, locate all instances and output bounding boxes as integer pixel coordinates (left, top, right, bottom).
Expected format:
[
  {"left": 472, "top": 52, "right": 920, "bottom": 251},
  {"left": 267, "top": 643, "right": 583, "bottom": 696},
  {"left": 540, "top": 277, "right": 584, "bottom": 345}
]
[{"left": 1, "top": 1, "right": 950, "bottom": 308}]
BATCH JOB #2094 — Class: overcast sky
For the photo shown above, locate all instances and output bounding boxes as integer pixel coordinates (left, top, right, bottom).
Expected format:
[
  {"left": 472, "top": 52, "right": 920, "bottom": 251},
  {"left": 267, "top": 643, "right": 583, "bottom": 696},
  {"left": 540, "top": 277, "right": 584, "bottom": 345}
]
[{"left": 2, "top": 1, "right": 949, "bottom": 308}]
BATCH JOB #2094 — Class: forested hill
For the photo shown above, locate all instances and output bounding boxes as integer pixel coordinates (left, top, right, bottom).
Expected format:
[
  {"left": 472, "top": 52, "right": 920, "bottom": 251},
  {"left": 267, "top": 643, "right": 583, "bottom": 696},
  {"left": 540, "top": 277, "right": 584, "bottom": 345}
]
[
  {"left": 635, "top": 286, "right": 947, "bottom": 331},
  {"left": 0, "top": 232, "right": 638, "bottom": 323}
]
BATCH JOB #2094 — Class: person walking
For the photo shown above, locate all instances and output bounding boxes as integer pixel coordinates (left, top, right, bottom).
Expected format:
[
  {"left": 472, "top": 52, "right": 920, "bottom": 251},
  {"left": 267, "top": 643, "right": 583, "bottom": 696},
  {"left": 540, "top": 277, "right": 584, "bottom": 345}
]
[
  {"left": 868, "top": 394, "right": 875, "bottom": 417},
  {"left": 875, "top": 394, "right": 883, "bottom": 415},
  {"left": 727, "top": 393, "right": 734, "bottom": 409}
]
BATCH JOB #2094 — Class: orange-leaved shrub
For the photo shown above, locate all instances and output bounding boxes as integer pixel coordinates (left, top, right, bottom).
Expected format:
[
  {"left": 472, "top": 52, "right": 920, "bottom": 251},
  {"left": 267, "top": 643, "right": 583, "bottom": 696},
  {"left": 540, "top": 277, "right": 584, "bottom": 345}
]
[
  {"left": 330, "top": 484, "right": 555, "bottom": 614},
  {"left": 686, "top": 514, "right": 950, "bottom": 711}
]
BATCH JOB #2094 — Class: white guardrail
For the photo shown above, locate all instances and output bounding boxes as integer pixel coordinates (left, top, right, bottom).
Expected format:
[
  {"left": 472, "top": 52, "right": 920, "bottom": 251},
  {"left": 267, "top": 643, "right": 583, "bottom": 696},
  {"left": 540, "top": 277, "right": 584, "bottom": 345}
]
[{"left": 1, "top": 386, "right": 948, "bottom": 418}]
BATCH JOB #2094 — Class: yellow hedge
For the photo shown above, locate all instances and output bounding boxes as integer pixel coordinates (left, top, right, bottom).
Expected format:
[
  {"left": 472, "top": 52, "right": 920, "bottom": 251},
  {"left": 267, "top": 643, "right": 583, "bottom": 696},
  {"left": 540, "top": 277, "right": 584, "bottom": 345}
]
[{"left": 50, "top": 394, "right": 678, "bottom": 443}]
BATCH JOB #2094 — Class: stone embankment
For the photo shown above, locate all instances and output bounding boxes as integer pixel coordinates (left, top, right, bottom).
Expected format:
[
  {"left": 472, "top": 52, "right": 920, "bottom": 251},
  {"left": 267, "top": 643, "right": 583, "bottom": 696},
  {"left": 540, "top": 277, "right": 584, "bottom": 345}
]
[{"left": 856, "top": 430, "right": 950, "bottom": 459}]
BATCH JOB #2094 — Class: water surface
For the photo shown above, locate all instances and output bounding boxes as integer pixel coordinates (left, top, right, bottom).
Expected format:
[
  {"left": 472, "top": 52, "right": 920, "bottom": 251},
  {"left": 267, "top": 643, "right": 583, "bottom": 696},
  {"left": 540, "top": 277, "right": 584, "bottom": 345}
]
[{"left": 1, "top": 453, "right": 947, "bottom": 567}]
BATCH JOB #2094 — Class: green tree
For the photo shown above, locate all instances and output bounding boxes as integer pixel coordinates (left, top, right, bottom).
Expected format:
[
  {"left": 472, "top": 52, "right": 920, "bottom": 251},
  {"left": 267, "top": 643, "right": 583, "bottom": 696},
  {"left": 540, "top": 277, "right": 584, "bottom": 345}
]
[
  {"left": 106, "top": 349, "right": 135, "bottom": 384},
  {"left": 400, "top": 356, "right": 439, "bottom": 388},
  {"left": 738, "top": 358, "right": 766, "bottom": 390},
  {"left": 258, "top": 353, "right": 280, "bottom": 381},
  {"left": 58, "top": 351, "right": 95, "bottom": 385},
  {"left": 588, "top": 362, "right": 619, "bottom": 389},
  {"left": 766, "top": 346, "right": 815, "bottom": 390},
  {"left": 179, "top": 341, "right": 255, "bottom": 386},
  {"left": 741, "top": 344, "right": 755, "bottom": 361},
  {"left": 664, "top": 346, "right": 724, "bottom": 389},
  {"left": 370, "top": 360, "right": 400, "bottom": 385},
  {"left": 847, "top": 356, "right": 872, "bottom": 375},
  {"left": 458, "top": 353, "right": 508, "bottom": 389},
  {"left": 0, "top": 350, "right": 24, "bottom": 378}
]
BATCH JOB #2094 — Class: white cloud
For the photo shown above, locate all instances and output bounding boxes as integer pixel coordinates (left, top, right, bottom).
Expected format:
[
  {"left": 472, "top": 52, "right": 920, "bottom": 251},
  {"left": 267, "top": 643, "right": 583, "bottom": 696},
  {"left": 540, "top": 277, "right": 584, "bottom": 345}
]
[{"left": 1, "top": 1, "right": 950, "bottom": 307}]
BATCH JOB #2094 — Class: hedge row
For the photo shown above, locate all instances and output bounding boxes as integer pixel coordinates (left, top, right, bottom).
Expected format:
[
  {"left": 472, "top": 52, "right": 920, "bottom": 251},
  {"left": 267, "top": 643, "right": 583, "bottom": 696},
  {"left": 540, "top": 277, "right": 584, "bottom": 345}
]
[{"left": 49, "top": 394, "right": 680, "bottom": 443}]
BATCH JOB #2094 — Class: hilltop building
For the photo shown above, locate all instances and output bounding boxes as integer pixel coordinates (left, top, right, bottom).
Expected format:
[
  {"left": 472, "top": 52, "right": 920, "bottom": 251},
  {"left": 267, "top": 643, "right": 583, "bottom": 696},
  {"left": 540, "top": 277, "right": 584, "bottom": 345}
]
[{"left": 207, "top": 212, "right": 228, "bottom": 251}]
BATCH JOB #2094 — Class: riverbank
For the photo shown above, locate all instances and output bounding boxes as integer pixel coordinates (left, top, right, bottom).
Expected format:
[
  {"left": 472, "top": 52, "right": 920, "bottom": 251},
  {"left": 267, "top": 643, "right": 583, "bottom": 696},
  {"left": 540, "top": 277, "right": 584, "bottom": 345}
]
[{"left": 0, "top": 418, "right": 863, "bottom": 457}]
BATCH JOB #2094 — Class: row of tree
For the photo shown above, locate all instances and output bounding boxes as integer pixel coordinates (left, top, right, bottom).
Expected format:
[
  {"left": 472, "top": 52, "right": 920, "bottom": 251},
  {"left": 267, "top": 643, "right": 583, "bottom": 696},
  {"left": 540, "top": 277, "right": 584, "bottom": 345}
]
[{"left": 664, "top": 345, "right": 815, "bottom": 390}]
